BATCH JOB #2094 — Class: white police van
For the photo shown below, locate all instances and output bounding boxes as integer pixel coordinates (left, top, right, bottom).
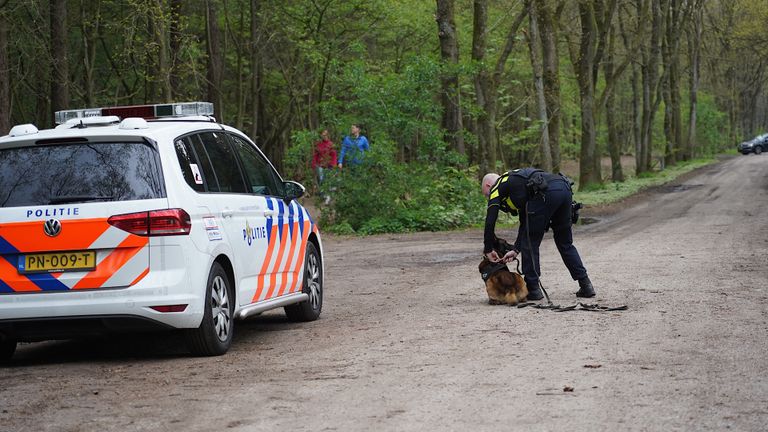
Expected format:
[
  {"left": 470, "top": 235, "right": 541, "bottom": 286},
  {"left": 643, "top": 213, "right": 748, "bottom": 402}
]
[{"left": 0, "top": 102, "right": 323, "bottom": 361}]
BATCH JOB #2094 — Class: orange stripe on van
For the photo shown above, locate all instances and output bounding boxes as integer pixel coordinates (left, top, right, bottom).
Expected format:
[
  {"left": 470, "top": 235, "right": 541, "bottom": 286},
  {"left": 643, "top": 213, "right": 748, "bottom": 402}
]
[
  {"left": 72, "top": 236, "right": 147, "bottom": 290},
  {"left": 252, "top": 225, "right": 279, "bottom": 302},
  {"left": 0, "top": 258, "right": 42, "bottom": 292},
  {"left": 0, "top": 218, "right": 109, "bottom": 253},
  {"left": 290, "top": 220, "right": 312, "bottom": 293},
  {"left": 277, "top": 221, "right": 300, "bottom": 297},
  {"left": 129, "top": 267, "right": 150, "bottom": 287},
  {"left": 264, "top": 222, "right": 290, "bottom": 300}
]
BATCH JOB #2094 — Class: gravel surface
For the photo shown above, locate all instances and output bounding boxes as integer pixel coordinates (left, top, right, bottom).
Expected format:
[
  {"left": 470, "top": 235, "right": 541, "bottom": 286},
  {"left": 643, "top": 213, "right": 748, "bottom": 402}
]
[{"left": 2, "top": 155, "right": 767, "bottom": 431}]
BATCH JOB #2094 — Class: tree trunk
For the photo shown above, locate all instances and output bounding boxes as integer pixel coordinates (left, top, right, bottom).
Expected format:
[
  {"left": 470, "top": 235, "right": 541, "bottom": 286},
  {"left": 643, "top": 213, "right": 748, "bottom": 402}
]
[
  {"left": 662, "top": 14, "right": 674, "bottom": 167},
  {"left": 686, "top": 7, "right": 700, "bottom": 158},
  {"left": 472, "top": 0, "right": 493, "bottom": 173},
  {"left": 169, "top": 0, "right": 183, "bottom": 99},
  {"left": 662, "top": 65, "right": 674, "bottom": 166},
  {"left": 661, "top": 0, "right": 686, "bottom": 165},
  {"left": 250, "top": 0, "right": 262, "bottom": 143},
  {"left": 436, "top": 0, "right": 465, "bottom": 156},
  {"left": 536, "top": 0, "right": 561, "bottom": 171},
  {"left": 154, "top": 0, "right": 172, "bottom": 102},
  {"left": 575, "top": 1, "right": 599, "bottom": 189},
  {"left": 50, "top": 0, "right": 69, "bottom": 120},
  {"left": 528, "top": 1, "right": 552, "bottom": 171},
  {"left": 639, "top": 0, "right": 665, "bottom": 174},
  {"left": 0, "top": 10, "right": 9, "bottom": 135},
  {"left": 473, "top": 1, "right": 527, "bottom": 175},
  {"left": 79, "top": 1, "right": 98, "bottom": 106},
  {"left": 604, "top": 24, "right": 623, "bottom": 182},
  {"left": 206, "top": 0, "right": 224, "bottom": 120},
  {"left": 618, "top": 5, "right": 643, "bottom": 174}
]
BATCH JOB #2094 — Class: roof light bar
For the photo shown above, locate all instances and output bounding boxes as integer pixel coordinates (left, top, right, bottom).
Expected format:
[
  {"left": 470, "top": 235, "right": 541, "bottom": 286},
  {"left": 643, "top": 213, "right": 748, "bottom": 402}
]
[{"left": 54, "top": 102, "right": 214, "bottom": 124}]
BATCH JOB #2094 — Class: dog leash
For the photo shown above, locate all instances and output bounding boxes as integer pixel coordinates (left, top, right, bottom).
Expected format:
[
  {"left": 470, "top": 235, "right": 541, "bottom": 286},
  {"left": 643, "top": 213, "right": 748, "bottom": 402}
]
[
  {"left": 517, "top": 301, "right": 628, "bottom": 311},
  {"left": 487, "top": 245, "right": 626, "bottom": 312}
]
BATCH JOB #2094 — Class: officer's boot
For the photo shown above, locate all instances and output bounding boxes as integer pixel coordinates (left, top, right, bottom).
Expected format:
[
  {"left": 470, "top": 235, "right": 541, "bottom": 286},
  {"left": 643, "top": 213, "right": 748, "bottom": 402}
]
[
  {"left": 576, "top": 276, "right": 595, "bottom": 298},
  {"left": 526, "top": 282, "right": 544, "bottom": 301}
]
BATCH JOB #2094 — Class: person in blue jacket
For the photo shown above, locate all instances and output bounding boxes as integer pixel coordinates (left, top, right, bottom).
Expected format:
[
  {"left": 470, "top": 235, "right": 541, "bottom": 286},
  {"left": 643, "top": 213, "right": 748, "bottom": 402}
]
[{"left": 338, "top": 124, "right": 369, "bottom": 168}]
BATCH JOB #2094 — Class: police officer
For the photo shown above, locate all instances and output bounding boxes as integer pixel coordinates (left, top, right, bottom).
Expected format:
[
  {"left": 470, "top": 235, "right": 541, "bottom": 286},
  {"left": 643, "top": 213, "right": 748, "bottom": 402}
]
[{"left": 481, "top": 168, "right": 595, "bottom": 300}]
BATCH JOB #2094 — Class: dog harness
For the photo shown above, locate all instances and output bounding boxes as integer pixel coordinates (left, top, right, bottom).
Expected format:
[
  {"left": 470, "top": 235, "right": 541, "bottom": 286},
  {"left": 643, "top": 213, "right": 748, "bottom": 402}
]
[{"left": 479, "top": 261, "right": 510, "bottom": 282}]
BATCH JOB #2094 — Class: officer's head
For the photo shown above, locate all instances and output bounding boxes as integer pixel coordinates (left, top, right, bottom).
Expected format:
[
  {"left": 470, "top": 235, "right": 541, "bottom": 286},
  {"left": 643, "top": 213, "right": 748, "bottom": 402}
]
[{"left": 481, "top": 173, "right": 500, "bottom": 197}]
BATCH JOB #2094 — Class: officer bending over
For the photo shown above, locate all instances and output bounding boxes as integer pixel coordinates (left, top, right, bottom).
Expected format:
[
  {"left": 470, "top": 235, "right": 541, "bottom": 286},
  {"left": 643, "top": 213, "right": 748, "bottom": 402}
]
[{"left": 481, "top": 168, "right": 595, "bottom": 300}]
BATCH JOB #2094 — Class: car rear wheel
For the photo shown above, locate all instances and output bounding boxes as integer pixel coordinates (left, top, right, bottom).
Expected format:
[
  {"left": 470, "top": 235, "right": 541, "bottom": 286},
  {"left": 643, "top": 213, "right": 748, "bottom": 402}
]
[
  {"left": 0, "top": 338, "right": 16, "bottom": 364},
  {"left": 755, "top": 146, "right": 763, "bottom": 155},
  {"left": 185, "top": 262, "right": 234, "bottom": 356},
  {"left": 285, "top": 242, "right": 323, "bottom": 322}
]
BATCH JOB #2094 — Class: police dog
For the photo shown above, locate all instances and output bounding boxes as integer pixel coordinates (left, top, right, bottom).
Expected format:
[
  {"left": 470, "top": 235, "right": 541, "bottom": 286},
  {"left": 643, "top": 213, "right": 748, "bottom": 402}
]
[{"left": 478, "top": 237, "right": 528, "bottom": 305}]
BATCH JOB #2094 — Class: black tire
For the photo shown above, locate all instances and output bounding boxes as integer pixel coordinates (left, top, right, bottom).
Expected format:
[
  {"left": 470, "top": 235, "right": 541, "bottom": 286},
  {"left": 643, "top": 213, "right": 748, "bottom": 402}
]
[
  {"left": 0, "top": 338, "right": 16, "bottom": 364},
  {"left": 755, "top": 146, "right": 763, "bottom": 155},
  {"left": 285, "top": 242, "right": 323, "bottom": 322},
  {"left": 185, "top": 262, "right": 234, "bottom": 356}
]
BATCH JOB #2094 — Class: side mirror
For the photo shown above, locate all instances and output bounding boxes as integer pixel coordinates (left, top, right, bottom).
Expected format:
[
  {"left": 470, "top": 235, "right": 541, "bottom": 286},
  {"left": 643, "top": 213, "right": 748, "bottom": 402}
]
[{"left": 283, "top": 181, "right": 306, "bottom": 202}]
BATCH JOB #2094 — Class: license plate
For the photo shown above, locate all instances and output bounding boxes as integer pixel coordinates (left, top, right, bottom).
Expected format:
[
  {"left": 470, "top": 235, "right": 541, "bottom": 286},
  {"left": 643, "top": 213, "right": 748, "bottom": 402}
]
[{"left": 20, "top": 251, "right": 97, "bottom": 274}]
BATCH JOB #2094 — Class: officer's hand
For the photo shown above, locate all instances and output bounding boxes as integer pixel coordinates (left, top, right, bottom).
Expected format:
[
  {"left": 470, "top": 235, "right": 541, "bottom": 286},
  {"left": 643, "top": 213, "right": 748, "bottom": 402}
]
[
  {"left": 501, "top": 249, "right": 518, "bottom": 263},
  {"left": 485, "top": 250, "right": 501, "bottom": 262}
]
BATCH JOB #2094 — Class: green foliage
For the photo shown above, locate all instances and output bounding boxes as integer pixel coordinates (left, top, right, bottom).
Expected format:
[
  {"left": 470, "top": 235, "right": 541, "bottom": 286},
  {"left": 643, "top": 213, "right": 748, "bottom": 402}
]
[
  {"left": 320, "top": 55, "right": 455, "bottom": 164},
  {"left": 284, "top": 129, "right": 320, "bottom": 188},
  {"left": 320, "top": 139, "right": 485, "bottom": 234},
  {"left": 694, "top": 92, "right": 729, "bottom": 155}
]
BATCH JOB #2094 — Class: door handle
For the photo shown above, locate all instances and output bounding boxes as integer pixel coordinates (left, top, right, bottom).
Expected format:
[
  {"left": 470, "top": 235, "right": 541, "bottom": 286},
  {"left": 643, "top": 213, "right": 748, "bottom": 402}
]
[
  {"left": 221, "top": 209, "right": 234, "bottom": 218},
  {"left": 263, "top": 210, "right": 275, "bottom": 217}
]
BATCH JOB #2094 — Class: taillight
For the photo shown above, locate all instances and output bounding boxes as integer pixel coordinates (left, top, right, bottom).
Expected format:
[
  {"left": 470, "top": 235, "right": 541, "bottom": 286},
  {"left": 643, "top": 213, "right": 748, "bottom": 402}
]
[{"left": 108, "top": 209, "right": 191, "bottom": 236}]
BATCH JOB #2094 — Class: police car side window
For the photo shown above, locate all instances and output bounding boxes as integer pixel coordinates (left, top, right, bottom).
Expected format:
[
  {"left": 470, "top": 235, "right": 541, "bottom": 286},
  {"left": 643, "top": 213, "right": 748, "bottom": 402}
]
[
  {"left": 173, "top": 138, "right": 206, "bottom": 192},
  {"left": 188, "top": 134, "right": 220, "bottom": 192},
  {"left": 196, "top": 132, "right": 248, "bottom": 194},
  {"left": 229, "top": 134, "right": 283, "bottom": 197}
]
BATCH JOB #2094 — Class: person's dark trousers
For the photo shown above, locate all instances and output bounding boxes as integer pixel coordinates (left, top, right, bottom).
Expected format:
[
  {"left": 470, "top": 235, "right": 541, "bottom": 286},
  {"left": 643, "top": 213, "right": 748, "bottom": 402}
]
[{"left": 517, "top": 179, "right": 588, "bottom": 290}]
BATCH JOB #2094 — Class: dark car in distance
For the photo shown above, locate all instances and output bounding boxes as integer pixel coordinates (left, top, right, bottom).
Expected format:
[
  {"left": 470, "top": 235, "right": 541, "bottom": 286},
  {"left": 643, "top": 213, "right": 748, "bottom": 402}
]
[{"left": 739, "top": 134, "right": 767, "bottom": 155}]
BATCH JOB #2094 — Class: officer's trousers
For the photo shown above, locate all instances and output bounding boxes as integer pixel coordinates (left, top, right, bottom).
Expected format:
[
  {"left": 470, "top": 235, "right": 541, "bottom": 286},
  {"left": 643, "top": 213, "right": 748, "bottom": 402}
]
[{"left": 516, "top": 179, "right": 588, "bottom": 290}]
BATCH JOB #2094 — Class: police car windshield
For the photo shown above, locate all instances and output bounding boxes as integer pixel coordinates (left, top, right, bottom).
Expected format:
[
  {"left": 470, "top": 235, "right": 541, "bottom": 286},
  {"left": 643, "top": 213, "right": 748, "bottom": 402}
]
[{"left": 0, "top": 142, "right": 165, "bottom": 207}]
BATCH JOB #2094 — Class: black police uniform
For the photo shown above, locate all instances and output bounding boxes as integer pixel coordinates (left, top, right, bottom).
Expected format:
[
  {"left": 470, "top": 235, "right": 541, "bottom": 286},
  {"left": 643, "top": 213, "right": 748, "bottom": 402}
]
[{"left": 483, "top": 168, "right": 591, "bottom": 297}]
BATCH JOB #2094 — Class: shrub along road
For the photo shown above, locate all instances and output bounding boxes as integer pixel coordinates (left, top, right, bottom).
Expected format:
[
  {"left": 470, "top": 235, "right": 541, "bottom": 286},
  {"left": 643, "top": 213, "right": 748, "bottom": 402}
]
[{"left": 2, "top": 155, "right": 767, "bottom": 431}]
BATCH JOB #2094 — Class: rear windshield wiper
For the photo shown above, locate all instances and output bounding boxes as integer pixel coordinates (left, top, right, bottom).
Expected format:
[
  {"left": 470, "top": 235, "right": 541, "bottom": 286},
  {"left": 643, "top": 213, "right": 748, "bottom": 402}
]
[{"left": 48, "top": 195, "right": 115, "bottom": 204}]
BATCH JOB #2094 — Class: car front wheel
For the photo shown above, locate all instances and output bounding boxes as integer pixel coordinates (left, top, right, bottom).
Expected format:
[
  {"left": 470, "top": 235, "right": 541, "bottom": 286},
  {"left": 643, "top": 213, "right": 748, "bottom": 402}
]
[
  {"left": 185, "top": 262, "right": 234, "bottom": 356},
  {"left": 755, "top": 146, "right": 763, "bottom": 155},
  {"left": 285, "top": 242, "right": 323, "bottom": 322}
]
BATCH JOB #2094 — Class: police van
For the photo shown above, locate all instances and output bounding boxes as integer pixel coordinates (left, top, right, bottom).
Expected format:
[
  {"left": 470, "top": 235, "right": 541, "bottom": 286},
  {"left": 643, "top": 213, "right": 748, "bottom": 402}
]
[{"left": 0, "top": 102, "right": 323, "bottom": 361}]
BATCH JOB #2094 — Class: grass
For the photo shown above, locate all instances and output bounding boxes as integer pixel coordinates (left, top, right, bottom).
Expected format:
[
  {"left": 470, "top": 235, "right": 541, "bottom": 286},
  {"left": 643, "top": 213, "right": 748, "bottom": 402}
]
[{"left": 572, "top": 157, "right": 719, "bottom": 206}]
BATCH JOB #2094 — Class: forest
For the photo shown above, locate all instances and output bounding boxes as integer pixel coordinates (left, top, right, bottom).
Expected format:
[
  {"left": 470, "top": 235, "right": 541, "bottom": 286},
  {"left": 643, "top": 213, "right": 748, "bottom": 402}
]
[{"left": 0, "top": 1, "right": 766, "bottom": 233}]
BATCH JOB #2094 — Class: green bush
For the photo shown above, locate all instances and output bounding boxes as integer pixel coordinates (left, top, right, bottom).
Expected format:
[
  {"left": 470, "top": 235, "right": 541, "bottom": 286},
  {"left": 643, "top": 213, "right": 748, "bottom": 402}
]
[
  {"left": 284, "top": 129, "right": 319, "bottom": 190},
  {"left": 321, "top": 139, "right": 486, "bottom": 234}
]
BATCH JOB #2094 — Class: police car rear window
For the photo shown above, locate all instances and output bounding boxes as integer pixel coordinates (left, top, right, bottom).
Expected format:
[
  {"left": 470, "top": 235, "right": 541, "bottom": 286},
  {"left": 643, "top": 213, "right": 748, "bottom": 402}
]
[{"left": 0, "top": 142, "right": 165, "bottom": 207}]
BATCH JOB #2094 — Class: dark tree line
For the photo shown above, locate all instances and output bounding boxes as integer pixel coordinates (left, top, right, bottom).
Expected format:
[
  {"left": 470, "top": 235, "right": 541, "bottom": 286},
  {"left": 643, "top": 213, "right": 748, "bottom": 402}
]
[{"left": 0, "top": 0, "right": 765, "bottom": 189}]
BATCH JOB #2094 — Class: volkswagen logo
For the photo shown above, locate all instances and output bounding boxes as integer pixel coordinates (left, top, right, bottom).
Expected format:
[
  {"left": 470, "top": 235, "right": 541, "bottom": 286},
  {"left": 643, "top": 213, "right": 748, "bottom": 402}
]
[{"left": 43, "top": 219, "right": 62, "bottom": 237}]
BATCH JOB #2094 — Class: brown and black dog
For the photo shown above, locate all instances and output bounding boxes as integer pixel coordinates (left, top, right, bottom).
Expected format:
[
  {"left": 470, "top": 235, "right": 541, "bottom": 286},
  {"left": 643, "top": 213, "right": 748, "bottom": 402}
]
[{"left": 478, "top": 237, "right": 528, "bottom": 305}]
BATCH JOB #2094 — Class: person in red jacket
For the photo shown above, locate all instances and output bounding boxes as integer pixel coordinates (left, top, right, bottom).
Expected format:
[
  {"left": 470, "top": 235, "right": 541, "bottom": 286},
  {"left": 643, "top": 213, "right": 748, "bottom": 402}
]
[{"left": 312, "top": 129, "right": 337, "bottom": 185}]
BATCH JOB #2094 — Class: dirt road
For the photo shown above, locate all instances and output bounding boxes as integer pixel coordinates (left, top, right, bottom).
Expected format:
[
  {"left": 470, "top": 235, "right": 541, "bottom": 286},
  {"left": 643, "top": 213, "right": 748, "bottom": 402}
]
[{"left": 2, "top": 155, "right": 767, "bottom": 431}]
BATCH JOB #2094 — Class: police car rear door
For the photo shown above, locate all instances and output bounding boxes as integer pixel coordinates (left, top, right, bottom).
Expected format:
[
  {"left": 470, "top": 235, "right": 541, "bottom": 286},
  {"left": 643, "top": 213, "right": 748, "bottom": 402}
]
[
  {"left": 179, "top": 131, "right": 275, "bottom": 306},
  {"left": 0, "top": 138, "right": 164, "bottom": 293}
]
